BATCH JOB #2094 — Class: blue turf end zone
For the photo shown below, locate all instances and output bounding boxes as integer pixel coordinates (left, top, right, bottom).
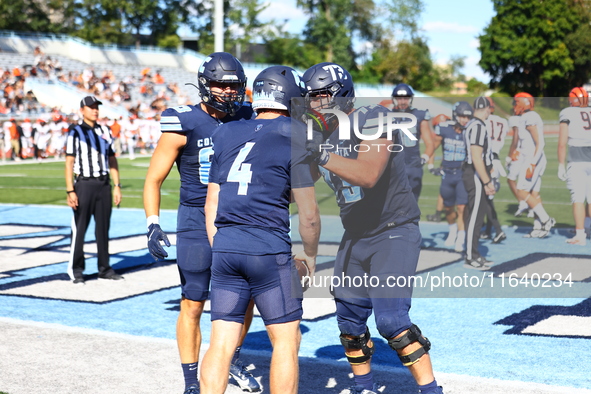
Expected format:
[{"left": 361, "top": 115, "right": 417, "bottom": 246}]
[{"left": 1, "top": 204, "right": 590, "bottom": 390}]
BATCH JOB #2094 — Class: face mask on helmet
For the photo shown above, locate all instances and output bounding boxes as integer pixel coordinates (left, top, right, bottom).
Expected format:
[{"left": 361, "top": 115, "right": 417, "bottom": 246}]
[
  {"left": 512, "top": 93, "right": 534, "bottom": 115},
  {"left": 391, "top": 83, "right": 415, "bottom": 111},
  {"left": 569, "top": 87, "right": 588, "bottom": 107},
  {"left": 302, "top": 62, "right": 355, "bottom": 133},
  {"left": 452, "top": 101, "right": 473, "bottom": 128},
  {"left": 195, "top": 52, "right": 247, "bottom": 116}
]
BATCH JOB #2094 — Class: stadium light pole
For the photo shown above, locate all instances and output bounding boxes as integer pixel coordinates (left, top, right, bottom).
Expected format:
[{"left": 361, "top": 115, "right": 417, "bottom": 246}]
[{"left": 214, "top": 0, "right": 224, "bottom": 52}]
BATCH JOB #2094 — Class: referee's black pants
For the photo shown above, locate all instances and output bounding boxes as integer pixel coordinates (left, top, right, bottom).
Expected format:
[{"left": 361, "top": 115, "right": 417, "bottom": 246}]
[
  {"left": 462, "top": 164, "right": 488, "bottom": 261},
  {"left": 68, "top": 177, "right": 113, "bottom": 280}
]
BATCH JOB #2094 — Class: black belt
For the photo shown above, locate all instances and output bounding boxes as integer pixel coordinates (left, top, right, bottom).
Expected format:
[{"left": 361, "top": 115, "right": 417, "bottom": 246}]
[
  {"left": 442, "top": 166, "right": 462, "bottom": 173},
  {"left": 76, "top": 175, "right": 109, "bottom": 181}
]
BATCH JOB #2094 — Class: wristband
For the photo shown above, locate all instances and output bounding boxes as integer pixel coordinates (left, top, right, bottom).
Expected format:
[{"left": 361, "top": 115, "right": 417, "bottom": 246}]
[
  {"left": 484, "top": 180, "right": 492, "bottom": 187},
  {"left": 114, "top": 184, "right": 122, "bottom": 187},
  {"left": 66, "top": 190, "right": 75, "bottom": 194},
  {"left": 147, "top": 215, "right": 159, "bottom": 230}
]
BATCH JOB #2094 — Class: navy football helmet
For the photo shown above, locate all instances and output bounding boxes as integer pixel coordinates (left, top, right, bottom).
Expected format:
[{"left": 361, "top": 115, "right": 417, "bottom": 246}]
[
  {"left": 251, "top": 66, "right": 306, "bottom": 115},
  {"left": 302, "top": 62, "right": 355, "bottom": 113},
  {"left": 452, "top": 101, "right": 474, "bottom": 122},
  {"left": 392, "top": 83, "right": 415, "bottom": 110},
  {"left": 196, "top": 52, "right": 247, "bottom": 116},
  {"left": 452, "top": 101, "right": 474, "bottom": 129}
]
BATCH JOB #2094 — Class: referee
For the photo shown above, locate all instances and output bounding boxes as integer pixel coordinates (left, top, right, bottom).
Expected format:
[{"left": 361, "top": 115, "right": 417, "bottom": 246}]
[
  {"left": 462, "top": 96, "right": 495, "bottom": 270},
  {"left": 65, "top": 96, "right": 123, "bottom": 284}
]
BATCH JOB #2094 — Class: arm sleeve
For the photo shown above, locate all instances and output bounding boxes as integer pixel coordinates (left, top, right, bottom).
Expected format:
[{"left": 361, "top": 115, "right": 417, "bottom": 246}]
[
  {"left": 559, "top": 109, "right": 570, "bottom": 125},
  {"left": 65, "top": 128, "right": 77, "bottom": 156}
]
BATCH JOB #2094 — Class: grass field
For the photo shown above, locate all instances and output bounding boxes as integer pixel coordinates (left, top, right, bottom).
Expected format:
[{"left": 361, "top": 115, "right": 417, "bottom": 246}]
[{"left": 0, "top": 134, "right": 574, "bottom": 227}]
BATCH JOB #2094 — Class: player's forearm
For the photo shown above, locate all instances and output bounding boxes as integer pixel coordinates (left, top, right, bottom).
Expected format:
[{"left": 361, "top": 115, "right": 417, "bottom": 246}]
[
  {"left": 143, "top": 180, "right": 162, "bottom": 218},
  {"left": 527, "top": 125, "right": 544, "bottom": 164},
  {"left": 108, "top": 157, "right": 120, "bottom": 185},
  {"left": 294, "top": 187, "right": 320, "bottom": 258},
  {"left": 557, "top": 124, "right": 568, "bottom": 164},
  {"left": 421, "top": 121, "right": 435, "bottom": 158},
  {"left": 321, "top": 140, "right": 390, "bottom": 188},
  {"left": 205, "top": 183, "right": 220, "bottom": 247},
  {"left": 429, "top": 138, "right": 442, "bottom": 165}
]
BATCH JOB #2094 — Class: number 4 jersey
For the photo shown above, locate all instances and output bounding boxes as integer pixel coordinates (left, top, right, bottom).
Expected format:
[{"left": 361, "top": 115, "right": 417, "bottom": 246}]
[
  {"left": 209, "top": 117, "right": 314, "bottom": 255},
  {"left": 159, "top": 103, "right": 254, "bottom": 207}
]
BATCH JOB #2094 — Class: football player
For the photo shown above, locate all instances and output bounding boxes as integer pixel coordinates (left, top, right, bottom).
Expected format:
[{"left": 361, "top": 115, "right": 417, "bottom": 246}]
[
  {"left": 481, "top": 97, "right": 507, "bottom": 243},
  {"left": 512, "top": 93, "right": 555, "bottom": 238},
  {"left": 430, "top": 105, "right": 469, "bottom": 252},
  {"left": 391, "top": 83, "right": 435, "bottom": 200},
  {"left": 558, "top": 87, "right": 591, "bottom": 245},
  {"left": 304, "top": 63, "right": 443, "bottom": 394},
  {"left": 506, "top": 109, "right": 530, "bottom": 217},
  {"left": 201, "top": 66, "right": 319, "bottom": 394},
  {"left": 143, "top": 52, "right": 260, "bottom": 394}
]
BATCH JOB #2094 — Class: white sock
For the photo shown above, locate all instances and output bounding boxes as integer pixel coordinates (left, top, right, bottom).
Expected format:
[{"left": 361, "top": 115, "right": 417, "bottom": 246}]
[
  {"left": 532, "top": 204, "right": 550, "bottom": 223},
  {"left": 445, "top": 224, "right": 458, "bottom": 245},
  {"left": 456, "top": 230, "right": 466, "bottom": 243},
  {"left": 576, "top": 229, "right": 586, "bottom": 238},
  {"left": 518, "top": 200, "right": 528, "bottom": 210},
  {"left": 533, "top": 218, "right": 542, "bottom": 230}
]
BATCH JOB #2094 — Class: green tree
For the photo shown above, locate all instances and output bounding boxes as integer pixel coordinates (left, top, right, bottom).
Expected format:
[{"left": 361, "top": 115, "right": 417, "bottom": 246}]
[
  {"left": 297, "top": 0, "right": 379, "bottom": 70},
  {"left": 0, "top": 0, "right": 76, "bottom": 34},
  {"left": 358, "top": 37, "right": 436, "bottom": 90},
  {"left": 74, "top": 0, "right": 131, "bottom": 45},
  {"left": 479, "top": 0, "right": 591, "bottom": 96},
  {"left": 384, "top": 0, "right": 424, "bottom": 40}
]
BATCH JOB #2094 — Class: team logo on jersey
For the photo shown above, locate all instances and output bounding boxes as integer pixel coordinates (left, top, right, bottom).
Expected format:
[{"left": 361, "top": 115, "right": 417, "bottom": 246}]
[{"left": 255, "top": 124, "right": 263, "bottom": 132}]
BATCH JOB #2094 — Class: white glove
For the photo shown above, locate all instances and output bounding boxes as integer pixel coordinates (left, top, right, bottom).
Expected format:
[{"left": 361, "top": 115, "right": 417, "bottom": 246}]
[
  {"left": 492, "top": 159, "right": 507, "bottom": 178},
  {"left": 558, "top": 163, "right": 567, "bottom": 181},
  {"left": 505, "top": 156, "right": 512, "bottom": 171},
  {"left": 420, "top": 154, "right": 430, "bottom": 166}
]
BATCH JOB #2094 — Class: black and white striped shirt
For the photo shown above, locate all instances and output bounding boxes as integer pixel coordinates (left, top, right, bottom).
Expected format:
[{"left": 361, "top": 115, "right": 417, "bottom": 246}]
[
  {"left": 66, "top": 122, "right": 114, "bottom": 177},
  {"left": 464, "top": 118, "right": 493, "bottom": 167}
]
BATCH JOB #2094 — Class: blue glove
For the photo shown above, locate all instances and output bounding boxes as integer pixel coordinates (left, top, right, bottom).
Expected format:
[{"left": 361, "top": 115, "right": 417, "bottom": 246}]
[
  {"left": 429, "top": 167, "right": 443, "bottom": 176},
  {"left": 147, "top": 223, "right": 170, "bottom": 261}
]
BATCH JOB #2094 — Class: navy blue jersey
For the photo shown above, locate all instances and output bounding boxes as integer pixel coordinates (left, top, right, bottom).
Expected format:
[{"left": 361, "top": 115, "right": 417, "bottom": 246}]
[
  {"left": 209, "top": 117, "right": 312, "bottom": 254},
  {"left": 435, "top": 120, "right": 466, "bottom": 169},
  {"left": 319, "top": 105, "right": 421, "bottom": 237},
  {"left": 159, "top": 103, "right": 254, "bottom": 207},
  {"left": 398, "top": 107, "right": 431, "bottom": 166}
]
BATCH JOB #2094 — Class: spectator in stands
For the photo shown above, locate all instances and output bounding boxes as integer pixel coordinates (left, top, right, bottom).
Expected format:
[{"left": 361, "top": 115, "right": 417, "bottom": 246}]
[
  {"left": 110, "top": 117, "right": 122, "bottom": 157},
  {"left": 0, "top": 120, "right": 6, "bottom": 162},
  {"left": 153, "top": 70, "right": 165, "bottom": 85},
  {"left": 8, "top": 118, "right": 21, "bottom": 161}
]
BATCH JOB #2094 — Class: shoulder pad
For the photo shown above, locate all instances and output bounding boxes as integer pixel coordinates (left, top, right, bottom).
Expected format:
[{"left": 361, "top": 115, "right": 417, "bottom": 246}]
[{"left": 160, "top": 105, "right": 202, "bottom": 133}]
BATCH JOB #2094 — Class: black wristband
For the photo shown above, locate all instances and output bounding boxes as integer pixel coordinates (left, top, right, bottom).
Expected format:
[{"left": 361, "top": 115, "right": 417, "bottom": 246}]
[
  {"left": 484, "top": 180, "right": 492, "bottom": 187},
  {"left": 66, "top": 190, "right": 75, "bottom": 194}
]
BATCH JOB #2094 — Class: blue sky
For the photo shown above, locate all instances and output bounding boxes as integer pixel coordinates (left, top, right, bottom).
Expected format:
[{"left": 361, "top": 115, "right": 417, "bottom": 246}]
[{"left": 259, "top": 0, "right": 495, "bottom": 82}]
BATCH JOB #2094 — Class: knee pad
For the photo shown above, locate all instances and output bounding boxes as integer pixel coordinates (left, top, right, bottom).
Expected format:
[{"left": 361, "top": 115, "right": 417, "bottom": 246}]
[
  {"left": 387, "top": 324, "right": 431, "bottom": 366},
  {"left": 340, "top": 327, "right": 375, "bottom": 365}
]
